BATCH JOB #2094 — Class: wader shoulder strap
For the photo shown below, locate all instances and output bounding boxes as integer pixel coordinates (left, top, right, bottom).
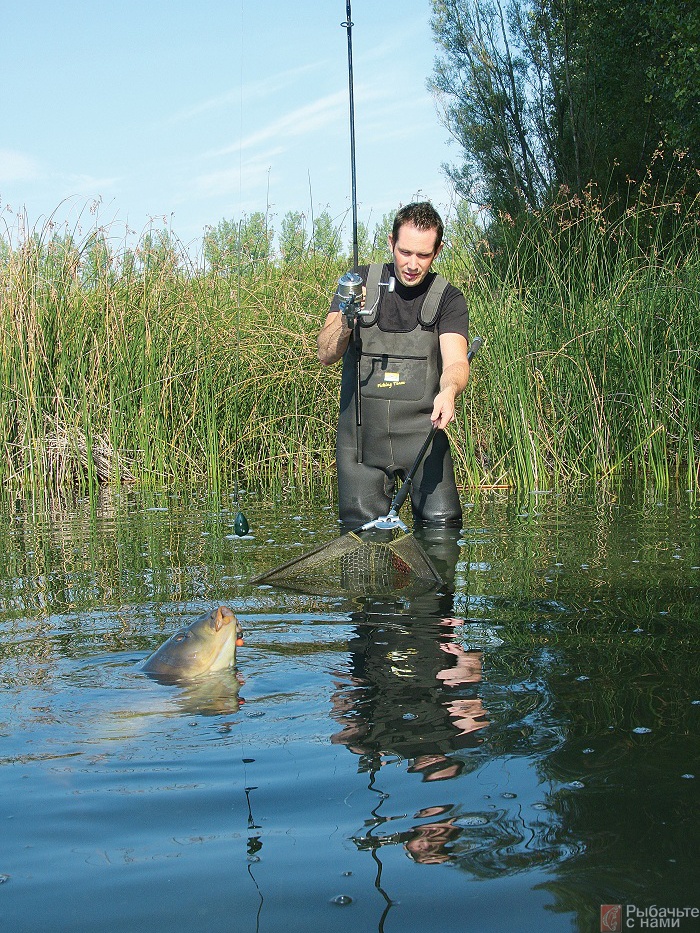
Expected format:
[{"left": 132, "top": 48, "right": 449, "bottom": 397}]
[
  {"left": 418, "top": 274, "right": 449, "bottom": 327},
  {"left": 362, "top": 266, "right": 449, "bottom": 327}
]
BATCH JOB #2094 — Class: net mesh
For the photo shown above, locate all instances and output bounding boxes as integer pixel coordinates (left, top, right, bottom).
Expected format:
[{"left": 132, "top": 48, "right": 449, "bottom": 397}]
[{"left": 250, "top": 530, "right": 442, "bottom": 596}]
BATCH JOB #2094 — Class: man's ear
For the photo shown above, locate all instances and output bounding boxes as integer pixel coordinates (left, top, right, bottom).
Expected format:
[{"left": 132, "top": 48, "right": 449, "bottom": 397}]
[{"left": 387, "top": 233, "right": 395, "bottom": 252}]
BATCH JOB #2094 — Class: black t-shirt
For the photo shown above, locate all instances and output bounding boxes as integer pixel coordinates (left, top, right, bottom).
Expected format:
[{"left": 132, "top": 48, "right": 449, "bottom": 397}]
[{"left": 330, "top": 263, "right": 469, "bottom": 340}]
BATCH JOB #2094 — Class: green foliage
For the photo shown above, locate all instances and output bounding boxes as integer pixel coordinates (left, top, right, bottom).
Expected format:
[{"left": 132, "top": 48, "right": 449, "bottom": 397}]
[
  {"left": 279, "top": 210, "right": 308, "bottom": 263},
  {"left": 0, "top": 191, "right": 697, "bottom": 493},
  {"left": 311, "top": 209, "right": 342, "bottom": 259},
  {"left": 440, "top": 175, "right": 700, "bottom": 488},
  {"left": 203, "top": 212, "right": 273, "bottom": 275},
  {"left": 369, "top": 210, "right": 396, "bottom": 261},
  {"left": 430, "top": 0, "right": 700, "bottom": 218},
  {"left": 642, "top": 2, "right": 700, "bottom": 159}
]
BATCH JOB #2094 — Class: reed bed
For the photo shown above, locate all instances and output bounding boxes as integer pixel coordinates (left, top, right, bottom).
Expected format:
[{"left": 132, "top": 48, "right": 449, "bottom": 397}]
[
  {"left": 442, "top": 183, "right": 700, "bottom": 490},
  {"left": 0, "top": 188, "right": 698, "bottom": 494}
]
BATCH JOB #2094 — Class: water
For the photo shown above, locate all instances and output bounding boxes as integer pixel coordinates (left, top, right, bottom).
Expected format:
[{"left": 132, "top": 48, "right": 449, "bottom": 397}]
[{"left": 0, "top": 485, "right": 698, "bottom": 932}]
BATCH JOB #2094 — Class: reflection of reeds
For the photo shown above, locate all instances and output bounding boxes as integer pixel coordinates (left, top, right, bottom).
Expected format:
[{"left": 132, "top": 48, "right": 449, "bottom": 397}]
[{"left": 0, "top": 182, "right": 697, "bottom": 492}]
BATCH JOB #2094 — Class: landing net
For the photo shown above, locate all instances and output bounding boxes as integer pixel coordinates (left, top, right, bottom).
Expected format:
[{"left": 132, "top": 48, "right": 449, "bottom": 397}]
[{"left": 250, "top": 531, "right": 442, "bottom": 597}]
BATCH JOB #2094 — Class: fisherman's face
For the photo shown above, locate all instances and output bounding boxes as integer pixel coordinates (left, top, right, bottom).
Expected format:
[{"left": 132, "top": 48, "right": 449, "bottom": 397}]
[{"left": 388, "top": 222, "right": 443, "bottom": 288}]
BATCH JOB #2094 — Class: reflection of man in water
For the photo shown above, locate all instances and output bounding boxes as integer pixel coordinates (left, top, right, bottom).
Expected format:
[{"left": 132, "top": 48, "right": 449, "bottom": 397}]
[
  {"left": 332, "top": 528, "right": 492, "bottom": 878},
  {"left": 330, "top": 632, "right": 488, "bottom": 776},
  {"left": 352, "top": 803, "right": 463, "bottom": 865},
  {"left": 403, "top": 806, "right": 462, "bottom": 864},
  {"left": 330, "top": 528, "right": 490, "bottom": 778}
]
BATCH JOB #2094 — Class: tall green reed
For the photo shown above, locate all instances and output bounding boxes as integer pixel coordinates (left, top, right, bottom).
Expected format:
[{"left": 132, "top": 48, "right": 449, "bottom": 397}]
[
  {"left": 439, "top": 174, "right": 699, "bottom": 489},
  {"left": 0, "top": 188, "right": 697, "bottom": 495}
]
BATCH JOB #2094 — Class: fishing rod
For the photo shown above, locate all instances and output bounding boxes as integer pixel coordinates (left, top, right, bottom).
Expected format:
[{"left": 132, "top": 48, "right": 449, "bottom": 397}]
[
  {"left": 233, "top": 219, "right": 250, "bottom": 536},
  {"left": 341, "top": 1, "right": 359, "bottom": 271}
]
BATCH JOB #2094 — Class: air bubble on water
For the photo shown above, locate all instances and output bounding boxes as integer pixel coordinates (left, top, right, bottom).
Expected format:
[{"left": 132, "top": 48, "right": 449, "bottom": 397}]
[
  {"left": 680, "top": 774, "right": 695, "bottom": 780},
  {"left": 331, "top": 895, "right": 353, "bottom": 907},
  {"left": 501, "top": 792, "right": 517, "bottom": 799},
  {"left": 568, "top": 781, "right": 585, "bottom": 789},
  {"left": 576, "top": 675, "right": 590, "bottom": 681},
  {"left": 455, "top": 815, "right": 489, "bottom": 827},
  {"left": 633, "top": 726, "right": 652, "bottom": 734},
  {"left": 0, "top": 874, "right": 9, "bottom": 884},
  {"left": 532, "top": 803, "right": 548, "bottom": 810},
  {"left": 402, "top": 712, "right": 417, "bottom": 721},
  {"left": 582, "top": 748, "right": 595, "bottom": 754}
]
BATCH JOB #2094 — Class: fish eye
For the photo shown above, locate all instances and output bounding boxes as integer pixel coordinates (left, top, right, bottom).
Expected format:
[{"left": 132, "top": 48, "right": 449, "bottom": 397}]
[{"left": 174, "top": 632, "right": 189, "bottom": 642}]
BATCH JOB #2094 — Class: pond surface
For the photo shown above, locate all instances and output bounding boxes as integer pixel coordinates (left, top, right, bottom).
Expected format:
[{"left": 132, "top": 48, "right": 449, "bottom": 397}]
[{"left": 0, "top": 485, "right": 698, "bottom": 933}]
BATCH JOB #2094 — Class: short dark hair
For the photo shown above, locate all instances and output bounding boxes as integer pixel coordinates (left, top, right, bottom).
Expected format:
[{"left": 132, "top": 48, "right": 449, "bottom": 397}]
[{"left": 392, "top": 202, "right": 444, "bottom": 251}]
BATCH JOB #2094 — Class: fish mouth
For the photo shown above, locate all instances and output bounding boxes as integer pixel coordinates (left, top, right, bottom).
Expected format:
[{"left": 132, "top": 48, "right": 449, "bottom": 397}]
[
  {"left": 206, "top": 607, "right": 242, "bottom": 671},
  {"left": 205, "top": 628, "right": 239, "bottom": 672}
]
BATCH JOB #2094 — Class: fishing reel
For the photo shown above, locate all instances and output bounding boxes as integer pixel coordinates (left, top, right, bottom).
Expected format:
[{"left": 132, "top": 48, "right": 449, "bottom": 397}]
[{"left": 335, "top": 271, "right": 395, "bottom": 328}]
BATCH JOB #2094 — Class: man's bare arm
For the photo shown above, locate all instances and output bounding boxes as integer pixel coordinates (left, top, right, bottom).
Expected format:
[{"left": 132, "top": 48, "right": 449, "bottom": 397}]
[
  {"left": 317, "top": 311, "right": 352, "bottom": 365},
  {"left": 431, "top": 333, "right": 470, "bottom": 429}
]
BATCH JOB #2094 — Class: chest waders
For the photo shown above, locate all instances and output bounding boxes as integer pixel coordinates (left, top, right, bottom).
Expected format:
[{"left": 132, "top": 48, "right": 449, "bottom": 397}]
[{"left": 336, "top": 265, "right": 463, "bottom": 528}]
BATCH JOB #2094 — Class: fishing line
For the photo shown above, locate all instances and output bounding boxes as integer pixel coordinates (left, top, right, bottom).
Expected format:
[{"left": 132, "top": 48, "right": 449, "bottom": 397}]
[
  {"left": 235, "top": 6, "right": 257, "bottom": 920},
  {"left": 244, "top": 772, "right": 264, "bottom": 932}
]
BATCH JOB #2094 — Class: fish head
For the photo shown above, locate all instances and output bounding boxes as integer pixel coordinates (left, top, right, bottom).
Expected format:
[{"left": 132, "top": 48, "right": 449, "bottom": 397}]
[{"left": 142, "top": 606, "right": 243, "bottom": 681}]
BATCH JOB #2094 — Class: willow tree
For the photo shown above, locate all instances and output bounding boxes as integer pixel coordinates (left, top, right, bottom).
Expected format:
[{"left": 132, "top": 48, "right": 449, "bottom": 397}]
[{"left": 430, "top": 0, "right": 700, "bottom": 217}]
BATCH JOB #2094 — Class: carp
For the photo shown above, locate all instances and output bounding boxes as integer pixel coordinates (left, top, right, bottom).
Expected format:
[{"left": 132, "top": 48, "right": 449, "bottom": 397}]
[{"left": 141, "top": 606, "right": 243, "bottom": 682}]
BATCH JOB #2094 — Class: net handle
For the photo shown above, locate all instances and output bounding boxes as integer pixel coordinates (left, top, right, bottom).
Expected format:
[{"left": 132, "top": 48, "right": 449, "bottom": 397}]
[{"left": 390, "top": 426, "right": 437, "bottom": 515}]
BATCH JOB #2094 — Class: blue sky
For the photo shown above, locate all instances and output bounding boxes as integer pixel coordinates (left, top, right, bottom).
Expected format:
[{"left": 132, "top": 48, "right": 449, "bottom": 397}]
[{"left": 0, "top": 0, "right": 459, "bottom": 252}]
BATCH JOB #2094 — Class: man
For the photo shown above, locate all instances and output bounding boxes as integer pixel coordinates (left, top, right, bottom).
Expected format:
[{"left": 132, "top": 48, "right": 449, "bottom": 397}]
[{"left": 317, "top": 201, "right": 470, "bottom": 527}]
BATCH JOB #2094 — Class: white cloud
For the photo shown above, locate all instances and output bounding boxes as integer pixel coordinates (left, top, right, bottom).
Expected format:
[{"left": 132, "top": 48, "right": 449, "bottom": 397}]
[
  {"left": 207, "top": 89, "right": 350, "bottom": 158},
  {"left": 168, "top": 62, "right": 325, "bottom": 125},
  {"left": 192, "top": 147, "right": 285, "bottom": 198},
  {"left": 0, "top": 149, "right": 42, "bottom": 183},
  {"left": 59, "top": 172, "right": 120, "bottom": 197}
]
